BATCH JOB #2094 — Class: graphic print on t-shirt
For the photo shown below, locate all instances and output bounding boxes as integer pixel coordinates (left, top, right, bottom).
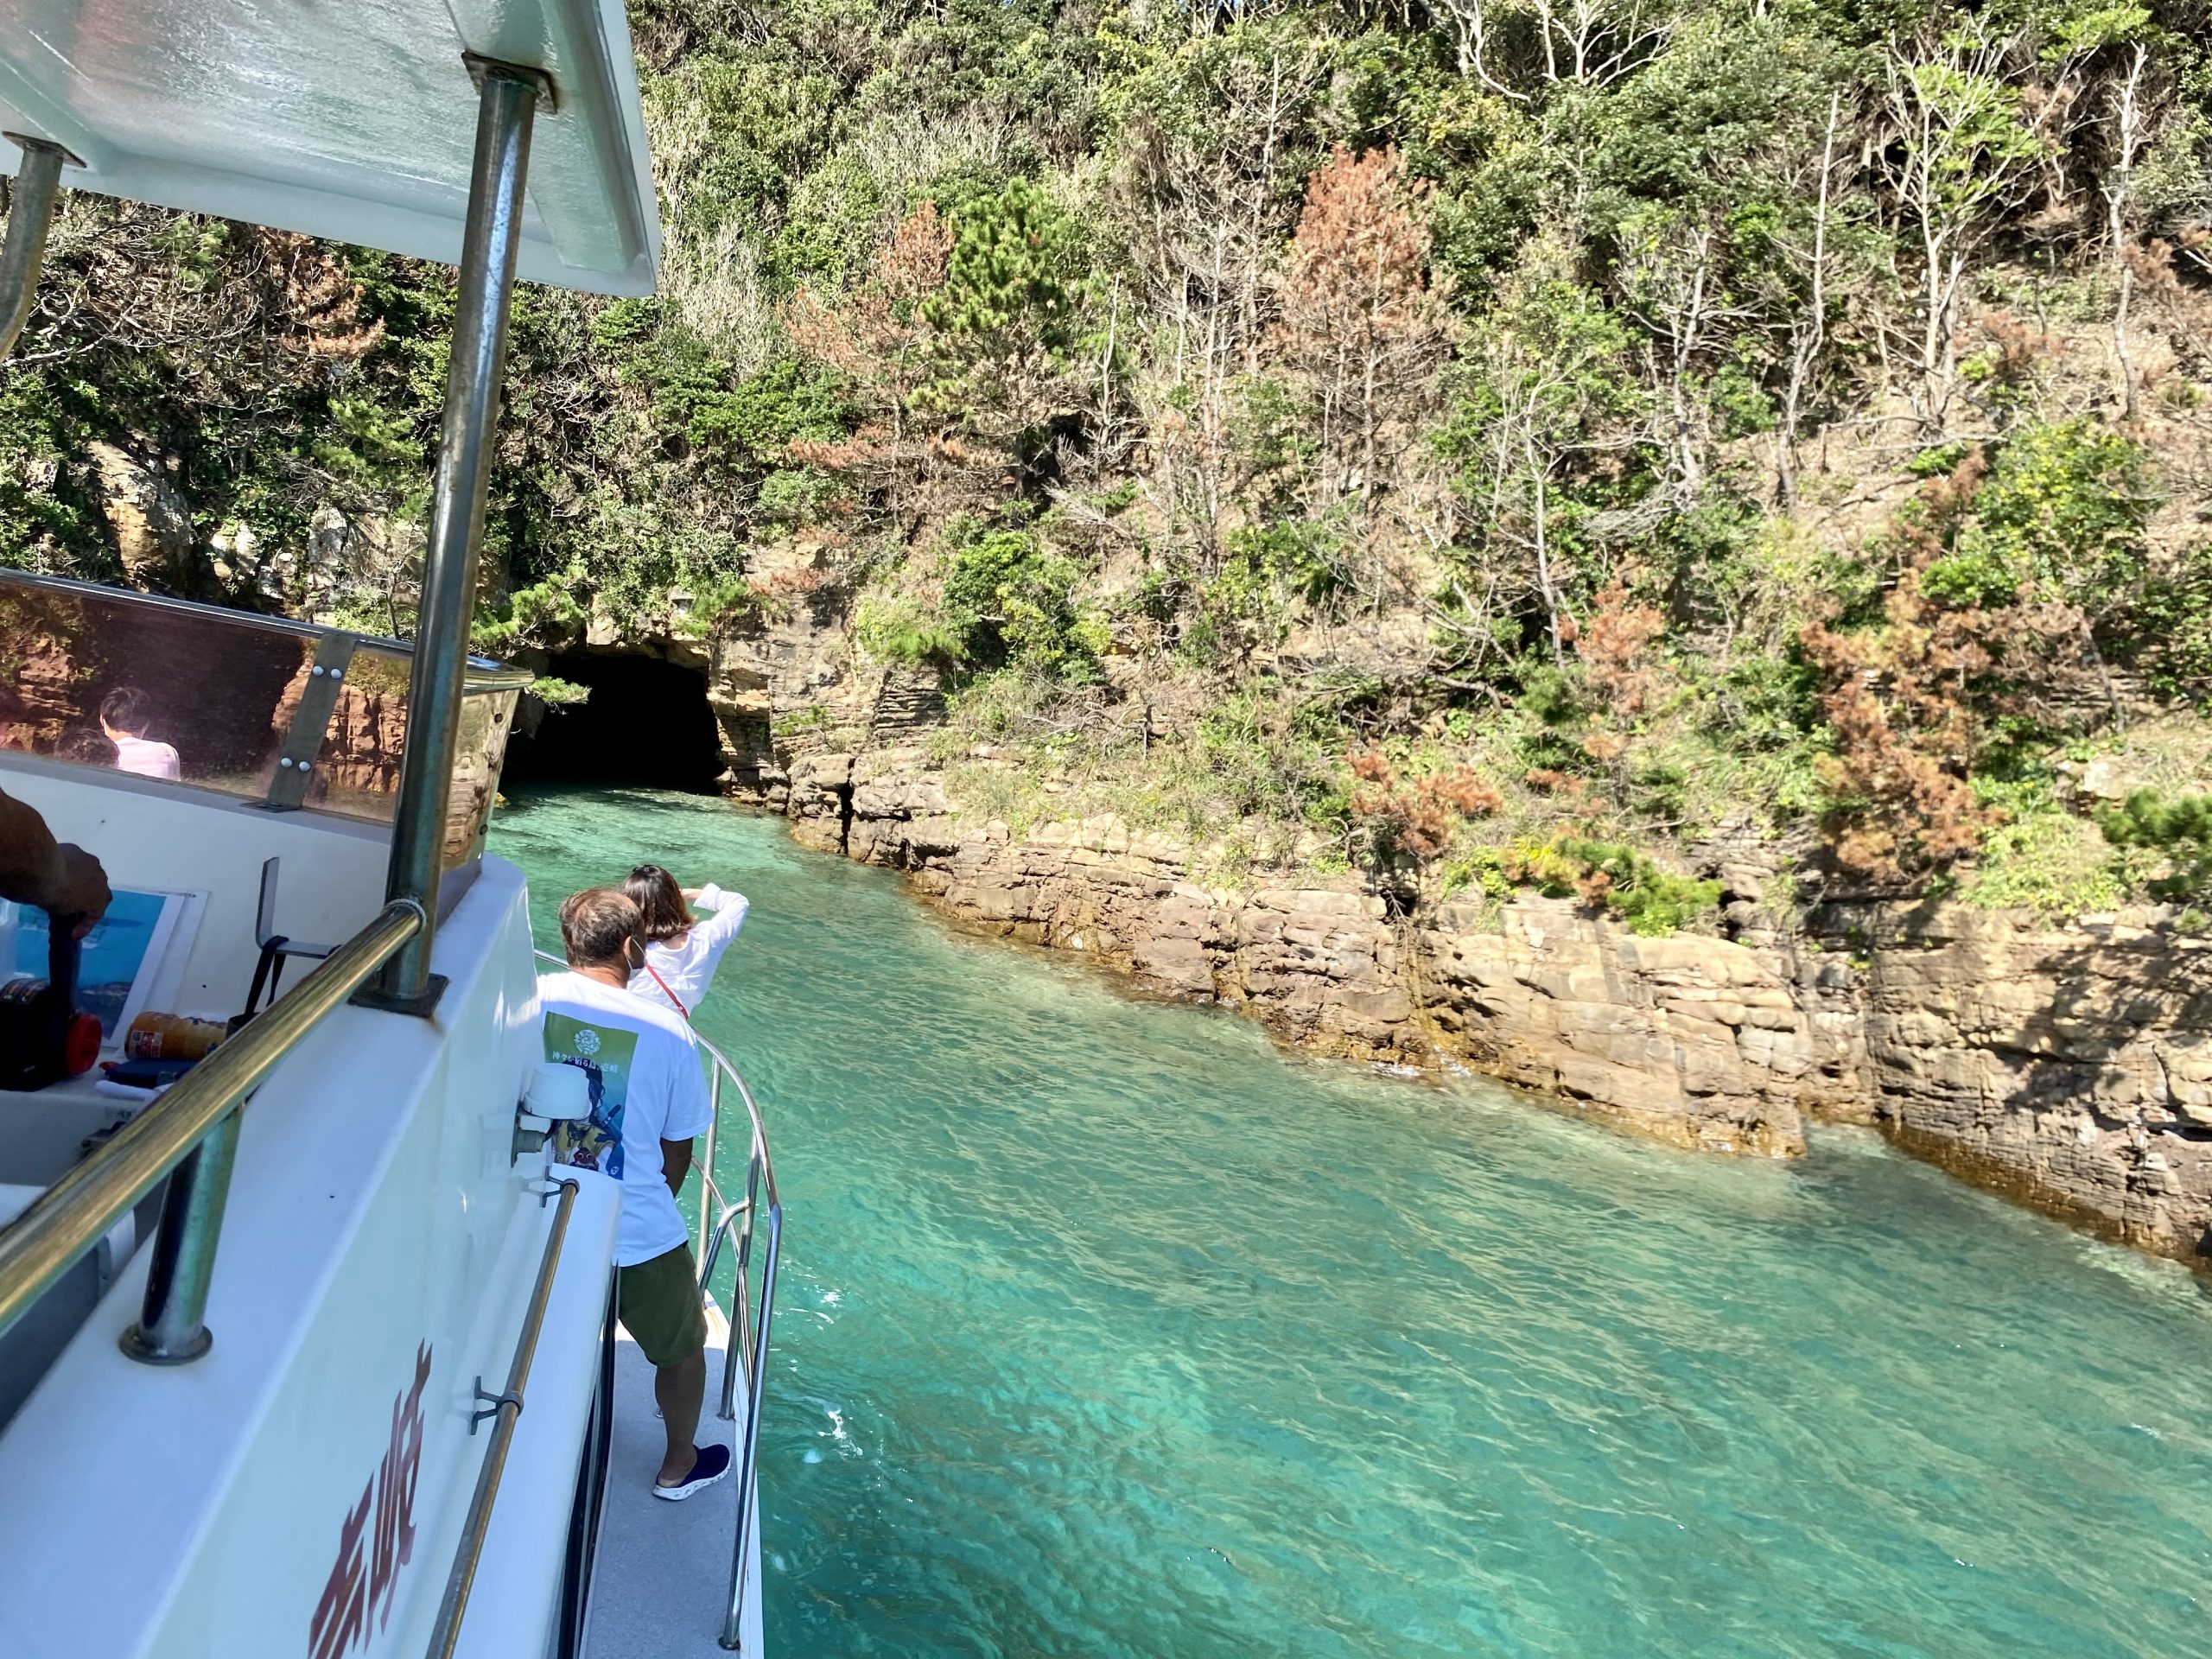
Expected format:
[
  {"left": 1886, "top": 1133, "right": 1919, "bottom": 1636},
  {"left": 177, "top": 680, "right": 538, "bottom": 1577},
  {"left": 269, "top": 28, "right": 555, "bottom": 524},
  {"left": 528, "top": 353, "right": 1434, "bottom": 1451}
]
[{"left": 542, "top": 1012, "right": 640, "bottom": 1177}]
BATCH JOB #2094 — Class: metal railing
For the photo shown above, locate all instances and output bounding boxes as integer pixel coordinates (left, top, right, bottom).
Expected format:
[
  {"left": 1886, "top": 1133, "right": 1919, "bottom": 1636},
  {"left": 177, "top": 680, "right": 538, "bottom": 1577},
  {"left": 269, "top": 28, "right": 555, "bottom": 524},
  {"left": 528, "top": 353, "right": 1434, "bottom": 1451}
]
[
  {"left": 694, "top": 1032, "right": 782, "bottom": 1651},
  {"left": 531, "top": 949, "right": 782, "bottom": 1652},
  {"left": 0, "top": 899, "right": 425, "bottom": 1359},
  {"left": 426, "top": 1175, "right": 582, "bottom": 1659}
]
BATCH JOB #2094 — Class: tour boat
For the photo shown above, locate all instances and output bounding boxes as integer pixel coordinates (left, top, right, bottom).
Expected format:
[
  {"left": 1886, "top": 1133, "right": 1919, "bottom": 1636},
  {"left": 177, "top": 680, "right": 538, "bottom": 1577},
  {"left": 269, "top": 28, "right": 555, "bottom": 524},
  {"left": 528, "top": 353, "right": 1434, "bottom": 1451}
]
[{"left": 0, "top": 4, "right": 780, "bottom": 1656}]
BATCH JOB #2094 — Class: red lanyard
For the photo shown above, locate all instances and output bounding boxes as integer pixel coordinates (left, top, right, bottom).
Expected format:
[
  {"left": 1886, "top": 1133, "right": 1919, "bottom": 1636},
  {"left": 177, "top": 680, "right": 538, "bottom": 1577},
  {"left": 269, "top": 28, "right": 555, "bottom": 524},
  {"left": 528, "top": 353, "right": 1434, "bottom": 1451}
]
[{"left": 642, "top": 958, "right": 690, "bottom": 1020}]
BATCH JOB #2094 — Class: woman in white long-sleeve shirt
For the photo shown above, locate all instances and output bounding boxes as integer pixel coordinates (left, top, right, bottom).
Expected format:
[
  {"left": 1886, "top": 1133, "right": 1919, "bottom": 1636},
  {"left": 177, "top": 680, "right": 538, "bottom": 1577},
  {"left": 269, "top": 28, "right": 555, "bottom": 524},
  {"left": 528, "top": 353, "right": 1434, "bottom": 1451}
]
[{"left": 622, "top": 863, "right": 750, "bottom": 1019}]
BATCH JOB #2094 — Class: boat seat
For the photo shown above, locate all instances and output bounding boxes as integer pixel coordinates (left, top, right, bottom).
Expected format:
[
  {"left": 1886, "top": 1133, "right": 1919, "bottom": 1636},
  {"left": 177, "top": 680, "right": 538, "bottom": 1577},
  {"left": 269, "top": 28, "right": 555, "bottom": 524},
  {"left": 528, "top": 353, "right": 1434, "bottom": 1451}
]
[{"left": 0, "top": 1183, "right": 143, "bottom": 1430}]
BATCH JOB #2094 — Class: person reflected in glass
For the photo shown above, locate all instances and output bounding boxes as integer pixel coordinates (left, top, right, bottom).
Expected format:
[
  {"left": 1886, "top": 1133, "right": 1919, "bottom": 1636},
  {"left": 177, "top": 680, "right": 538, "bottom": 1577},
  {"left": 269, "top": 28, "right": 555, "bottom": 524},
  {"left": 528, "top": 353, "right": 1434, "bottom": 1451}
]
[
  {"left": 56, "top": 728, "right": 118, "bottom": 770},
  {"left": 99, "top": 687, "right": 181, "bottom": 781},
  {"left": 622, "top": 863, "right": 748, "bottom": 1020}
]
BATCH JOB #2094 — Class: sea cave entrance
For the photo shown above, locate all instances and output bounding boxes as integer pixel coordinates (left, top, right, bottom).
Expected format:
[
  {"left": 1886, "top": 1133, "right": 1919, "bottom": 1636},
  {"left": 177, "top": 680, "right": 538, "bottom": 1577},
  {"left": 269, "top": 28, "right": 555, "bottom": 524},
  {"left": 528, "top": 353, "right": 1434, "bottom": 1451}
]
[{"left": 503, "top": 649, "right": 725, "bottom": 794}]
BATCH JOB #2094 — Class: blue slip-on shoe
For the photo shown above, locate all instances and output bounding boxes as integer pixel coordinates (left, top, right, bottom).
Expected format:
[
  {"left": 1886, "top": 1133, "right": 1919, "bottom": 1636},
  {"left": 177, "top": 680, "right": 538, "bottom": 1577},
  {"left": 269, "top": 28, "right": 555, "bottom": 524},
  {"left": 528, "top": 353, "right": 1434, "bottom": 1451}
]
[{"left": 653, "top": 1441, "right": 732, "bottom": 1502}]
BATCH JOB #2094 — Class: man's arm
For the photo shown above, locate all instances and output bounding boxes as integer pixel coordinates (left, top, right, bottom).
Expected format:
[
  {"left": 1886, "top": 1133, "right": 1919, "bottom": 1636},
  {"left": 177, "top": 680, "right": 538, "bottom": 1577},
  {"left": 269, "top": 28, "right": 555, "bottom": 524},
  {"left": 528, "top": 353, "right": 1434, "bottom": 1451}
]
[
  {"left": 0, "top": 787, "right": 110, "bottom": 925},
  {"left": 661, "top": 1136, "right": 694, "bottom": 1198}
]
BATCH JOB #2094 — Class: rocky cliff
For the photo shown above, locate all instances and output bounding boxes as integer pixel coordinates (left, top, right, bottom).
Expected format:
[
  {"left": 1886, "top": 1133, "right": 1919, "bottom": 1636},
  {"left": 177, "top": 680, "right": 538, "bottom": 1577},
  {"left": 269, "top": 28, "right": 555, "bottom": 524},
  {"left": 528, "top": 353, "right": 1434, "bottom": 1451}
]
[
  {"left": 744, "top": 742, "right": 2212, "bottom": 1266},
  {"left": 1805, "top": 901, "right": 2212, "bottom": 1262},
  {"left": 550, "top": 592, "right": 2212, "bottom": 1265}
]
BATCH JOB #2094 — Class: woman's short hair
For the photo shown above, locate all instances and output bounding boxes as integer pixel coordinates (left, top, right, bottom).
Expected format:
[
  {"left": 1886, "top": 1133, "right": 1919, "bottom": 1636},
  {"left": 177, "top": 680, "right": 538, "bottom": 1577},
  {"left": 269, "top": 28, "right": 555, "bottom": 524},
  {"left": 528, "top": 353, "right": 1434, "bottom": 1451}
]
[
  {"left": 100, "top": 685, "right": 153, "bottom": 737},
  {"left": 558, "top": 887, "right": 642, "bottom": 969},
  {"left": 624, "top": 864, "right": 690, "bottom": 942}
]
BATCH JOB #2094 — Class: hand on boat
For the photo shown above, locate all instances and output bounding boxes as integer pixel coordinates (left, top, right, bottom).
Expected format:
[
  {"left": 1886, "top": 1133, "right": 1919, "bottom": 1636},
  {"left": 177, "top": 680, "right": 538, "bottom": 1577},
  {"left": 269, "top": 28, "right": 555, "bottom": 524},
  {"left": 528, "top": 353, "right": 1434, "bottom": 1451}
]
[
  {"left": 53, "top": 845, "right": 111, "bottom": 936},
  {"left": 1, "top": 785, "right": 111, "bottom": 928}
]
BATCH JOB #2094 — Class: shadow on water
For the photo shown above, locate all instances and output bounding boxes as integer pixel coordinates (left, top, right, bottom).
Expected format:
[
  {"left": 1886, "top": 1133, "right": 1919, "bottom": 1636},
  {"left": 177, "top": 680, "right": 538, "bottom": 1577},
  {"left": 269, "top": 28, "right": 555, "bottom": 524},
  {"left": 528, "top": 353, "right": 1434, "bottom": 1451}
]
[{"left": 494, "top": 787, "right": 2212, "bottom": 1659}]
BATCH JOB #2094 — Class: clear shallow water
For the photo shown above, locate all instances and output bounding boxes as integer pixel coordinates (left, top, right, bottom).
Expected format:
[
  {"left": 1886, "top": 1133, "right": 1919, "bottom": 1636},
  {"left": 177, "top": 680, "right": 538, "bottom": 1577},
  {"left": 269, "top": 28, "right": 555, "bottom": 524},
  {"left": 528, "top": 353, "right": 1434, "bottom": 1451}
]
[{"left": 494, "top": 786, "right": 2212, "bottom": 1659}]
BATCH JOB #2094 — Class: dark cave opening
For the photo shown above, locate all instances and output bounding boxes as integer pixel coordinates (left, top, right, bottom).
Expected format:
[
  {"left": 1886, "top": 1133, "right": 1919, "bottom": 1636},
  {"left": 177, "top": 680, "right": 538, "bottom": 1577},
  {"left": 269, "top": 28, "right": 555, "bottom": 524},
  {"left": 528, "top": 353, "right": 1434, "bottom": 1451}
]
[{"left": 503, "top": 650, "right": 724, "bottom": 794}]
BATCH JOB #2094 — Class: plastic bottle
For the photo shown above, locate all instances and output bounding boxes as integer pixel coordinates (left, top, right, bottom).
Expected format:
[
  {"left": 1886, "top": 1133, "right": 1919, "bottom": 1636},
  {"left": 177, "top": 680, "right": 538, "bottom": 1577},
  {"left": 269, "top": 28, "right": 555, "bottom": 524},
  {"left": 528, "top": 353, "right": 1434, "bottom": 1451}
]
[{"left": 124, "top": 1012, "right": 226, "bottom": 1062}]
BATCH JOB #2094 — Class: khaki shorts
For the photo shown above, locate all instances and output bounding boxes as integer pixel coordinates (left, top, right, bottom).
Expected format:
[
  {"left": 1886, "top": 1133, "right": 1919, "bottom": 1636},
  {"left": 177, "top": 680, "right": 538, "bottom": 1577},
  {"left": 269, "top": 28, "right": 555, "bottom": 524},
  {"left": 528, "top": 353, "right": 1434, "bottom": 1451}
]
[{"left": 616, "top": 1243, "right": 708, "bottom": 1367}]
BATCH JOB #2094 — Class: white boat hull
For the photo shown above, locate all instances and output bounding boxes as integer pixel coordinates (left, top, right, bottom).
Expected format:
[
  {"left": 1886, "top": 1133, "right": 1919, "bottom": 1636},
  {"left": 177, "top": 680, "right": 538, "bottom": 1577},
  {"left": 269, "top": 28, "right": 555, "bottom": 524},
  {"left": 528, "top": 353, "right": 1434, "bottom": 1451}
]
[{"left": 0, "top": 852, "right": 622, "bottom": 1658}]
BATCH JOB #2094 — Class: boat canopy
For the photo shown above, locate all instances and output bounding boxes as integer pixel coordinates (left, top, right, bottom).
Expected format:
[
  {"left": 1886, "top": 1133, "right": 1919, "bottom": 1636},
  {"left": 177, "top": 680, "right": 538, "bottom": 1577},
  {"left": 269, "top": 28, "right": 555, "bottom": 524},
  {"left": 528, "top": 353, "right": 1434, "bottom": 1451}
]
[{"left": 0, "top": 0, "right": 658, "bottom": 295}]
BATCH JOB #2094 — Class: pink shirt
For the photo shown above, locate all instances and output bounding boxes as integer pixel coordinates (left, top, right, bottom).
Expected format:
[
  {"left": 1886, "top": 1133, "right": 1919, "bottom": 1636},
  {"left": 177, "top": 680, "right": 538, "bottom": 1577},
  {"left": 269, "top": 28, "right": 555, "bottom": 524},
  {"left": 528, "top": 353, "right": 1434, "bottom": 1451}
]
[{"left": 113, "top": 734, "right": 181, "bottom": 781}]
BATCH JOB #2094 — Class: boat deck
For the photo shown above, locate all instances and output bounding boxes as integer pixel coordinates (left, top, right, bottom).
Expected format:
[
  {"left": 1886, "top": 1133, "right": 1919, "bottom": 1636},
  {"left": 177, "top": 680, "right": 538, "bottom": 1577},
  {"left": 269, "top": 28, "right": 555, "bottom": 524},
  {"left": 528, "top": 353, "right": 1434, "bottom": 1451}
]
[{"left": 587, "top": 1301, "right": 765, "bottom": 1657}]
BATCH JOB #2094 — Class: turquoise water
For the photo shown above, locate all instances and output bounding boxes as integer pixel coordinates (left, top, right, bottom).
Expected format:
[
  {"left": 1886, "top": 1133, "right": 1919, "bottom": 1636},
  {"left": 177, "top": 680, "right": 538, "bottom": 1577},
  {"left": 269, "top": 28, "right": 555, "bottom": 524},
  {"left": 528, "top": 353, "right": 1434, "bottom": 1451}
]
[{"left": 495, "top": 787, "right": 2212, "bottom": 1659}]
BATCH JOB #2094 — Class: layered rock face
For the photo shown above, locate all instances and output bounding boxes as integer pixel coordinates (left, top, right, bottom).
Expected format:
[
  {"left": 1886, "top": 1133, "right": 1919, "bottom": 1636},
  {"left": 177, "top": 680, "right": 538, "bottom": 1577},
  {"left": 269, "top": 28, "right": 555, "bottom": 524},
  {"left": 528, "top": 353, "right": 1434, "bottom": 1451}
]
[
  {"left": 1421, "top": 899, "right": 1815, "bottom": 1158},
  {"left": 790, "top": 757, "right": 1425, "bottom": 1063},
  {"left": 762, "top": 751, "right": 2212, "bottom": 1263},
  {"left": 785, "top": 760, "right": 1821, "bottom": 1149},
  {"left": 1817, "top": 903, "right": 2212, "bottom": 1261}
]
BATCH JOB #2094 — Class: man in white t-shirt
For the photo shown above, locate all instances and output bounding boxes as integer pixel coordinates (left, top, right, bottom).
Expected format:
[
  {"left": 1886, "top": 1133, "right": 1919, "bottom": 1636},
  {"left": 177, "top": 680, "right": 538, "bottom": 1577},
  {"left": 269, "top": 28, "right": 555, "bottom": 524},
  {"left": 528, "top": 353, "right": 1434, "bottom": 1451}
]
[
  {"left": 99, "top": 686, "right": 181, "bottom": 781},
  {"left": 539, "top": 887, "right": 728, "bottom": 1500}
]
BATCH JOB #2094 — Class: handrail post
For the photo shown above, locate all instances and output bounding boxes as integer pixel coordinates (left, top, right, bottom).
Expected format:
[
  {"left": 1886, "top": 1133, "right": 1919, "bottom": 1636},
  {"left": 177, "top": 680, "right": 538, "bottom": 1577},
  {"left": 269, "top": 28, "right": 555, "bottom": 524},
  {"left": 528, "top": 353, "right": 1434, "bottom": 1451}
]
[
  {"left": 427, "top": 1177, "right": 580, "bottom": 1659},
  {"left": 721, "top": 1200, "right": 780, "bottom": 1650},
  {"left": 724, "top": 1147, "right": 761, "bottom": 1410},
  {"left": 117, "top": 1108, "right": 242, "bottom": 1363},
  {"left": 0, "top": 136, "right": 73, "bottom": 361},
  {"left": 366, "top": 62, "right": 541, "bottom": 1015}
]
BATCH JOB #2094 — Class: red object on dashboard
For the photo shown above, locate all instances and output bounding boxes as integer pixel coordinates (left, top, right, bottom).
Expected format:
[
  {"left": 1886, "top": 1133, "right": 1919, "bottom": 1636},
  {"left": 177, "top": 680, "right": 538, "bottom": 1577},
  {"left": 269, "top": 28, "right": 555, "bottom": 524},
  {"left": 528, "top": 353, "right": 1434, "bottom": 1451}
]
[{"left": 62, "top": 1013, "right": 100, "bottom": 1078}]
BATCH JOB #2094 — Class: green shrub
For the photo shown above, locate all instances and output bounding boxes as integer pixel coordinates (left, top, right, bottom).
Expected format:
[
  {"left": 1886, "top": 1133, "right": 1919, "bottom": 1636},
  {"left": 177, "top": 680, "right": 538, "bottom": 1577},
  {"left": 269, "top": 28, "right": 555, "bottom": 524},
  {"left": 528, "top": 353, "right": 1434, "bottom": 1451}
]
[
  {"left": 2096, "top": 789, "right": 2212, "bottom": 903},
  {"left": 1438, "top": 845, "right": 1518, "bottom": 903},
  {"left": 1510, "top": 836, "right": 1723, "bottom": 935},
  {"left": 856, "top": 594, "right": 963, "bottom": 671},
  {"left": 679, "top": 357, "right": 849, "bottom": 467},
  {"left": 754, "top": 467, "right": 845, "bottom": 531},
  {"left": 1222, "top": 521, "right": 1349, "bottom": 609},
  {"left": 1130, "top": 690, "right": 1346, "bottom": 839},
  {"left": 1966, "top": 779, "right": 2124, "bottom": 915},
  {"left": 2126, "top": 542, "right": 2212, "bottom": 698},
  {"left": 921, "top": 179, "right": 1087, "bottom": 366},
  {"left": 1907, "top": 441, "right": 1974, "bottom": 480},
  {"left": 1923, "top": 418, "right": 2152, "bottom": 614},
  {"left": 1204, "top": 691, "right": 1346, "bottom": 830},
  {"left": 530, "top": 677, "right": 591, "bottom": 708},
  {"left": 673, "top": 575, "right": 759, "bottom": 640},
  {"left": 1513, "top": 664, "right": 1596, "bottom": 778},
  {"left": 942, "top": 526, "right": 1102, "bottom": 680},
  {"left": 473, "top": 573, "right": 588, "bottom": 655}
]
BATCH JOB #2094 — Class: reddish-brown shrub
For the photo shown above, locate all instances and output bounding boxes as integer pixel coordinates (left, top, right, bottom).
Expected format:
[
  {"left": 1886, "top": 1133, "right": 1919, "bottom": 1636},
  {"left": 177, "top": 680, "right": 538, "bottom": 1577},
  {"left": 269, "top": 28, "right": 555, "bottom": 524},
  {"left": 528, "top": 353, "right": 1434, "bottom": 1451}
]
[
  {"left": 1349, "top": 751, "right": 1503, "bottom": 860},
  {"left": 1799, "top": 454, "right": 1997, "bottom": 881}
]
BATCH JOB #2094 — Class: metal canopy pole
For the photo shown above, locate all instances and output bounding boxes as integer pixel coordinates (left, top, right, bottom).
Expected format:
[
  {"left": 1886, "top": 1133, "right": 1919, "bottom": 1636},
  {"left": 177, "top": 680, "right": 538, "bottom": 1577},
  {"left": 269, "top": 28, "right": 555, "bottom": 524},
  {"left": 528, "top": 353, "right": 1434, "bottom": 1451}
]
[
  {"left": 0, "top": 136, "right": 71, "bottom": 360},
  {"left": 365, "top": 64, "right": 542, "bottom": 1014}
]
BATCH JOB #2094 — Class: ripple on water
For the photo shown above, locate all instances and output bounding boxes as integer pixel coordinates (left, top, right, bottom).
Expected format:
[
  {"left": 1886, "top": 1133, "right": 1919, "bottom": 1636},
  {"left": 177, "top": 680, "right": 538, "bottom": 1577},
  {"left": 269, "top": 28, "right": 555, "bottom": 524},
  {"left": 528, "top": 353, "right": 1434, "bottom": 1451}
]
[{"left": 496, "top": 788, "right": 2212, "bottom": 1659}]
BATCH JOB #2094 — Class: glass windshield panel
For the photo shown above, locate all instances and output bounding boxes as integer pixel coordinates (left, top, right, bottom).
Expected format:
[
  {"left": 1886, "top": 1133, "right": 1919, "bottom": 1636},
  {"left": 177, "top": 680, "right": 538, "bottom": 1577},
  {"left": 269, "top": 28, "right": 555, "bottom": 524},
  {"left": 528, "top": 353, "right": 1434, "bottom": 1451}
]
[
  {"left": 1, "top": 574, "right": 526, "bottom": 851},
  {"left": 302, "top": 643, "right": 410, "bottom": 822},
  {"left": 0, "top": 577, "right": 312, "bottom": 795},
  {"left": 445, "top": 685, "right": 519, "bottom": 870}
]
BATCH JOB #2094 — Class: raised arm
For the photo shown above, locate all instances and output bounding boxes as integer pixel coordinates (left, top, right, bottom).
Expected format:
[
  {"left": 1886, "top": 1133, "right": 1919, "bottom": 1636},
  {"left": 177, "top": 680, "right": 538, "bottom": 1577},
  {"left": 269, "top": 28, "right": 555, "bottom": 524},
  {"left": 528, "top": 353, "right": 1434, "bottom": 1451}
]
[{"left": 687, "top": 883, "right": 750, "bottom": 952}]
